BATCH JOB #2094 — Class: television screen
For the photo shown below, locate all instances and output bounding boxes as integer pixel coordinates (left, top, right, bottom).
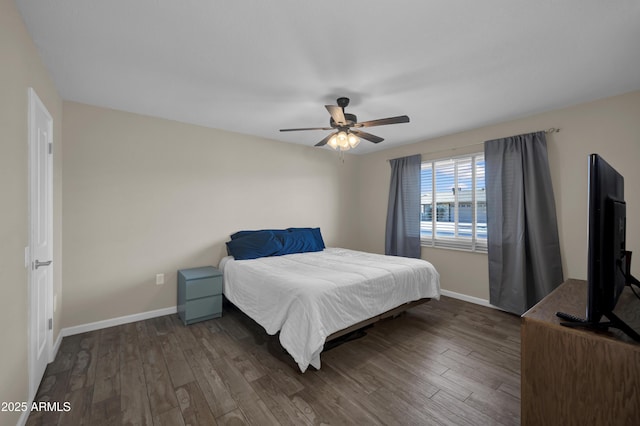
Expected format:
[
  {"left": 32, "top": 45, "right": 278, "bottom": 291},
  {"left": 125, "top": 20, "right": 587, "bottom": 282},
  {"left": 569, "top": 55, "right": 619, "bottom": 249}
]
[
  {"left": 586, "top": 153, "right": 626, "bottom": 322},
  {"left": 557, "top": 154, "right": 639, "bottom": 342}
]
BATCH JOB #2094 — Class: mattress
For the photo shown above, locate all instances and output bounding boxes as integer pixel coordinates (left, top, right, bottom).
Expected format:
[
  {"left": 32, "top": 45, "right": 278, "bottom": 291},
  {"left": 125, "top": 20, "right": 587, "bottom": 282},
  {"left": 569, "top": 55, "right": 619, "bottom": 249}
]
[{"left": 219, "top": 247, "right": 440, "bottom": 372}]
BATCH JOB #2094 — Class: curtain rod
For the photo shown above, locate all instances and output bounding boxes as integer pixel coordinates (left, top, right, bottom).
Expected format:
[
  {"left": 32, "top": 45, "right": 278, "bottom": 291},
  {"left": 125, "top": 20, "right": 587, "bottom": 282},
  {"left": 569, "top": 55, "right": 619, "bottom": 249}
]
[{"left": 387, "top": 128, "right": 560, "bottom": 161}]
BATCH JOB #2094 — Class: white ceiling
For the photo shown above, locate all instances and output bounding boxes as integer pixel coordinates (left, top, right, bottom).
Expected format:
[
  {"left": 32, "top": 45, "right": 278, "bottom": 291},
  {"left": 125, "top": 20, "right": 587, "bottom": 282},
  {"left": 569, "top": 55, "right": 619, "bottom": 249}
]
[{"left": 16, "top": 0, "right": 640, "bottom": 154}]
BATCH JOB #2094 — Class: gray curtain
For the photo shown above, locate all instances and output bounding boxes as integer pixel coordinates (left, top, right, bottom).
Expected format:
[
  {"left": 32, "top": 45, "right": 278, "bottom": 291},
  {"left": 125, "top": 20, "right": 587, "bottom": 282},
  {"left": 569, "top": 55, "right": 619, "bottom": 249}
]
[
  {"left": 485, "top": 132, "right": 563, "bottom": 314},
  {"left": 385, "top": 154, "right": 421, "bottom": 258}
]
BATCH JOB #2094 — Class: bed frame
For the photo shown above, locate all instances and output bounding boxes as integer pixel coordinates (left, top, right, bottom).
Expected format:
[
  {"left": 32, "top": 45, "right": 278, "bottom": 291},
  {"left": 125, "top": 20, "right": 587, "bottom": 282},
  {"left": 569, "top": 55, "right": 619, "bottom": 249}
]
[
  {"left": 222, "top": 296, "right": 432, "bottom": 371},
  {"left": 325, "top": 298, "right": 431, "bottom": 341}
]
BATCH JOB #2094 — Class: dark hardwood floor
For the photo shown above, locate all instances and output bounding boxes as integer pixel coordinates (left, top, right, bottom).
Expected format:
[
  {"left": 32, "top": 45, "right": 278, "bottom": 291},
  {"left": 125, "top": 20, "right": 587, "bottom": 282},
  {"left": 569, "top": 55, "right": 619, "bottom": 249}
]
[{"left": 26, "top": 296, "right": 521, "bottom": 425}]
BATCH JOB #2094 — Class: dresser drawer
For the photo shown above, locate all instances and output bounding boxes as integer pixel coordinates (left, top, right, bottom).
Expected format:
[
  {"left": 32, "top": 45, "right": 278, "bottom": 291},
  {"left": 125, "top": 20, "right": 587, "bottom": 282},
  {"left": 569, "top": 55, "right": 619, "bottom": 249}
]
[
  {"left": 186, "top": 276, "right": 222, "bottom": 300},
  {"left": 184, "top": 295, "right": 222, "bottom": 322}
]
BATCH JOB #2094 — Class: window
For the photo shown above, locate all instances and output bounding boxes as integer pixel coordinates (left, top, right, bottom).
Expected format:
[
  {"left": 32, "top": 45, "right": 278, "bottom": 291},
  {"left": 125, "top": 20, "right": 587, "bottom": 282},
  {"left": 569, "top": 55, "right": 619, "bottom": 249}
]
[{"left": 420, "top": 153, "right": 487, "bottom": 252}]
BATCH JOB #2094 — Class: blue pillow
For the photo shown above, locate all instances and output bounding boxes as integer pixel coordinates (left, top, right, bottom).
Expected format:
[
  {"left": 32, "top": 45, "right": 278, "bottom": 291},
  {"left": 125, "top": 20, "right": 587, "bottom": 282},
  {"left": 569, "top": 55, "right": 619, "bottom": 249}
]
[
  {"left": 276, "top": 229, "right": 323, "bottom": 256},
  {"left": 230, "top": 229, "right": 288, "bottom": 240},
  {"left": 287, "top": 227, "right": 325, "bottom": 249},
  {"left": 226, "top": 231, "right": 283, "bottom": 260}
]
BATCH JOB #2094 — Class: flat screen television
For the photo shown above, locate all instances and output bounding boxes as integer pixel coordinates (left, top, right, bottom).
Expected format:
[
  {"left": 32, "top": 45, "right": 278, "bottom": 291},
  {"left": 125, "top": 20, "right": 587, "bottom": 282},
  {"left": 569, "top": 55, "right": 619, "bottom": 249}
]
[
  {"left": 557, "top": 154, "right": 640, "bottom": 341},
  {"left": 586, "top": 153, "right": 627, "bottom": 321}
]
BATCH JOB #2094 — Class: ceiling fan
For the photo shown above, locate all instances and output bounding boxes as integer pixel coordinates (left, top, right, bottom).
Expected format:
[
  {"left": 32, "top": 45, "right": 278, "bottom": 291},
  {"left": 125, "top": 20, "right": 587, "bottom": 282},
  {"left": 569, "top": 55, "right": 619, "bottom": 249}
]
[{"left": 280, "top": 97, "right": 410, "bottom": 150}]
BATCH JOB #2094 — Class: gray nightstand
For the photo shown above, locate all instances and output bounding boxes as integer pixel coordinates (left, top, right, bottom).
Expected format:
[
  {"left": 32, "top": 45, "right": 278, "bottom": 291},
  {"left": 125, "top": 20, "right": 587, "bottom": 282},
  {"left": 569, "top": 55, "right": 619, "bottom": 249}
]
[{"left": 177, "top": 266, "right": 223, "bottom": 325}]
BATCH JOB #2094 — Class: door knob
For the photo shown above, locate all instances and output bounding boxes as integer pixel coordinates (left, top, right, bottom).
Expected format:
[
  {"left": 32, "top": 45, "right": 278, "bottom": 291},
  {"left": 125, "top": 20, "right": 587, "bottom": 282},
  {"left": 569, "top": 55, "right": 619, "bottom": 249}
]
[{"left": 34, "top": 260, "right": 52, "bottom": 269}]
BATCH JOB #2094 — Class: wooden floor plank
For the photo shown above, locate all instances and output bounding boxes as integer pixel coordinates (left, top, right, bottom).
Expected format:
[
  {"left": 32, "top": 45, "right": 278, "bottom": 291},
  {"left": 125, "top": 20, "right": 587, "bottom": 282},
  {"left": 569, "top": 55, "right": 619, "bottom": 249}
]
[
  {"left": 250, "top": 375, "right": 313, "bottom": 426},
  {"left": 92, "top": 373, "right": 120, "bottom": 405},
  {"left": 57, "top": 387, "right": 93, "bottom": 426},
  {"left": 431, "top": 389, "right": 504, "bottom": 426},
  {"left": 67, "top": 331, "right": 100, "bottom": 391},
  {"left": 119, "top": 323, "right": 142, "bottom": 365},
  {"left": 94, "top": 327, "right": 121, "bottom": 383},
  {"left": 183, "top": 348, "right": 237, "bottom": 417},
  {"left": 441, "top": 348, "right": 520, "bottom": 389},
  {"left": 26, "top": 295, "right": 521, "bottom": 425},
  {"left": 464, "top": 387, "right": 521, "bottom": 425},
  {"left": 153, "top": 407, "right": 186, "bottom": 426},
  {"left": 90, "top": 395, "right": 122, "bottom": 426},
  {"left": 169, "top": 315, "right": 201, "bottom": 351},
  {"left": 362, "top": 387, "right": 432, "bottom": 425},
  {"left": 26, "top": 370, "right": 71, "bottom": 426},
  {"left": 311, "top": 364, "right": 386, "bottom": 425},
  {"left": 216, "top": 408, "right": 249, "bottom": 425},
  {"left": 140, "top": 340, "right": 179, "bottom": 417},
  {"left": 175, "top": 381, "right": 218, "bottom": 426},
  {"left": 45, "top": 334, "right": 81, "bottom": 375},
  {"left": 120, "top": 360, "right": 153, "bottom": 426},
  {"left": 210, "top": 357, "right": 280, "bottom": 426},
  {"left": 243, "top": 345, "right": 304, "bottom": 397},
  {"left": 294, "top": 366, "right": 383, "bottom": 425},
  {"left": 160, "top": 333, "right": 196, "bottom": 388}
]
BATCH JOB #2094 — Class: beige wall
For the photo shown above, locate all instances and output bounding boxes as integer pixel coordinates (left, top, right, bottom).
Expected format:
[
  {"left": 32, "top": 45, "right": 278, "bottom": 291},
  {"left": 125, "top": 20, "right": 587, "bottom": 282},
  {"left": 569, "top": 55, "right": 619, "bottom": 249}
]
[
  {"left": 0, "top": 0, "right": 63, "bottom": 424},
  {"left": 61, "top": 102, "right": 358, "bottom": 327},
  {"left": 354, "top": 91, "right": 640, "bottom": 301},
  {"left": 57, "top": 90, "right": 640, "bottom": 325}
]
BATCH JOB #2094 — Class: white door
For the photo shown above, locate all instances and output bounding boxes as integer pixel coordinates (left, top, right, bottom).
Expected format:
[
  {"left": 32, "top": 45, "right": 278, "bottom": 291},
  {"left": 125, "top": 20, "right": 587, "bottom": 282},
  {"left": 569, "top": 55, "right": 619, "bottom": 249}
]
[{"left": 28, "top": 88, "right": 54, "bottom": 399}]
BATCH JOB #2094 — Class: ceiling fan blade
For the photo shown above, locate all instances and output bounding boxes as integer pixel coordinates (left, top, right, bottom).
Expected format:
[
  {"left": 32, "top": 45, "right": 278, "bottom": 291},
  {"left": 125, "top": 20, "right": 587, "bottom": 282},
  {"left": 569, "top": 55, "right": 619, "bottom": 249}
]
[
  {"left": 351, "top": 130, "right": 384, "bottom": 144},
  {"left": 315, "top": 133, "right": 336, "bottom": 147},
  {"left": 355, "top": 115, "right": 410, "bottom": 128},
  {"left": 280, "top": 127, "right": 333, "bottom": 132},
  {"left": 325, "top": 105, "right": 347, "bottom": 126}
]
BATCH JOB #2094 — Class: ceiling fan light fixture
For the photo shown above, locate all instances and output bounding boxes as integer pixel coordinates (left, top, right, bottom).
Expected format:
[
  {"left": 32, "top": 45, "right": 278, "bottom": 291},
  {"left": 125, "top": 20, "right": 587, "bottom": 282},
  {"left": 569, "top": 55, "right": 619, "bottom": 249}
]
[
  {"left": 348, "top": 133, "right": 360, "bottom": 148},
  {"left": 337, "top": 131, "right": 349, "bottom": 149},
  {"left": 328, "top": 134, "right": 339, "bottom": 150}
]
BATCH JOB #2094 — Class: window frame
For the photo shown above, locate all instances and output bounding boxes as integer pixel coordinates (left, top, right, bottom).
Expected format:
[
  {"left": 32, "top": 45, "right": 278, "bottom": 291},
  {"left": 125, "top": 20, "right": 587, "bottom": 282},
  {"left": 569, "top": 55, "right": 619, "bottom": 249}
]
[{"left": 420, "top": 152, "right": 487, "bottom": 253}]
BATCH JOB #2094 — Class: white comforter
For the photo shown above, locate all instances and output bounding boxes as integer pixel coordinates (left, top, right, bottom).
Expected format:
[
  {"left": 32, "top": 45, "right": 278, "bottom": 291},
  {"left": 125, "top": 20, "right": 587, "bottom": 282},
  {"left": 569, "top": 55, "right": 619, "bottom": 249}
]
[{"left": 219, "top": 248, "right": 440, "bottom": 372}]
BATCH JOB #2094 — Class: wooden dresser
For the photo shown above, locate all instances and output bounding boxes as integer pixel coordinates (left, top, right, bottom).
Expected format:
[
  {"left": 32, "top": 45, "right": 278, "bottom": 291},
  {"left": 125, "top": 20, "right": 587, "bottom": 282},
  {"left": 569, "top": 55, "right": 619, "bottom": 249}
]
[{"left": 521, "top": 279, "right": 640, "bottom": 426}]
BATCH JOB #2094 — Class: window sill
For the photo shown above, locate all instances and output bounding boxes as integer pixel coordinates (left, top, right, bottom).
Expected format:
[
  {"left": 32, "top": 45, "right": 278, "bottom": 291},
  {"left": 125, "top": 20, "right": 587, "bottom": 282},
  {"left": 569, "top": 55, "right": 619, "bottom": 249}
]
[{"left": 420, "top": 241, "right": 487, "bottom": 254}]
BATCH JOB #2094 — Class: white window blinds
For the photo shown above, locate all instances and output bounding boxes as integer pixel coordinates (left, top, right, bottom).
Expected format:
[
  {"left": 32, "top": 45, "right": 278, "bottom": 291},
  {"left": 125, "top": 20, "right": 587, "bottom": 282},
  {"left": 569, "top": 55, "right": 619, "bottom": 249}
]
[{"left": 420, "top": 153, "right": 487, "bottom": 252}]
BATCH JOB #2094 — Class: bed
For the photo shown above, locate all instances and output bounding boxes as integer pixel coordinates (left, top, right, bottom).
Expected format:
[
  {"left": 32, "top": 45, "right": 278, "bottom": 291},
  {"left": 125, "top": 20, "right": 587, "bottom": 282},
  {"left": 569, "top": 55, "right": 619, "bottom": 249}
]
[{"left": 219, "top": 245, "right": 440, "bottom": 372}]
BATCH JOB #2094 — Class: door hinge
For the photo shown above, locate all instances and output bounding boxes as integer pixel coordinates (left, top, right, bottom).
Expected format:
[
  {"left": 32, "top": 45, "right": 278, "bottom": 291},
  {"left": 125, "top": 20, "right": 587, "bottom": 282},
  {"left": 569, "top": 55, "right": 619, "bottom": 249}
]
[
  {"left": 48, "top": 143, "right": 53, "bottom": 154},
  {"left": 48, "top": 318, "right": 52, "bottom": 330}
]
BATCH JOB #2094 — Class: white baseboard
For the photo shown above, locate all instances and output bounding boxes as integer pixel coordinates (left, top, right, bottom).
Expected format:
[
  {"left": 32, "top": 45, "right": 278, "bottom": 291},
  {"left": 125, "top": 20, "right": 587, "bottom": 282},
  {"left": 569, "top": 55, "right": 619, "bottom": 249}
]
[
  {"left": 59, "top": 305, "right": 177, "bottom": 338},
  {"left": 57, "top": 294, "right": 495, "bottom": 340},
  {"left": 440, "top": 289, "right": 497, "bottom": 309}
]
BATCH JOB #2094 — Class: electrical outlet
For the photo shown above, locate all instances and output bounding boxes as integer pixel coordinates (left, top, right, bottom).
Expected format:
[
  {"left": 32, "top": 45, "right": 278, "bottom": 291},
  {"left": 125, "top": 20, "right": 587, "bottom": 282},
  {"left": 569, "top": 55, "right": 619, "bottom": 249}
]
[{"left": 156, "top": 273, "right": 165, "bottom": 285}]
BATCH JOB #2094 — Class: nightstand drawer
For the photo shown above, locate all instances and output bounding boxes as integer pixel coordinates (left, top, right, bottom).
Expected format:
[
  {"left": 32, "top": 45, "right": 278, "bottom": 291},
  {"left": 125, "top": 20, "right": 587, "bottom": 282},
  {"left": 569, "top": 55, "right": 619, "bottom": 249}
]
[
  {"left": 186, "top": 276, "right": 222, "bottom": 300},
  {"left": 184, "top": 295, "right": 222, "bottom": 321}
]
